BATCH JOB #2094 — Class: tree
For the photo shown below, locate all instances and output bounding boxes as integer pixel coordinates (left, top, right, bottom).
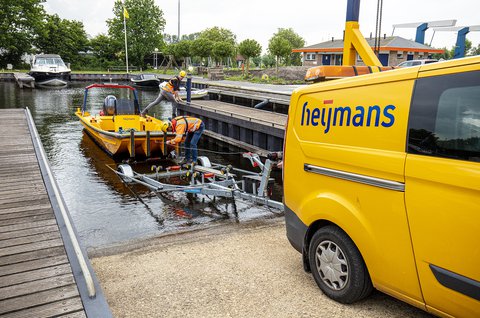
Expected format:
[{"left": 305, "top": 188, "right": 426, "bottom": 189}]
[
  {"left": 107, "top": 0, "right": 165, "bottom": 68},
  {"left": 238, "top": 39, "right": 262, "bottom": 76},
  {"left": 0, "top": 0, "right": 45, "bottom": 67},
  {"left": 268, "top": 36, "right": 292, "bottom": 74},
  {"left": 181, "top": 32, "right": 201, "bottom": 41},
  {"left": 89, "top": 34, "right": 123, "bottom": 69},
  {"left": 262, "top": 54, "right": 276, "bottom": 68},
  {"left": 252, "top": 56, "right": 262, "bottom": 68},
  {"left": 191, "top": 38, "right": 213, "bottom": 66},
  {"left": 35, "top": 14, "right": 89, "bottom": 67},
  {"left": 212, "top": 41, "right": 234, "bottom": 66},
  {"left": 464, "top": 39, "right": 473, "bottom": 56},
  {"left": 433, "top": 39, "right": 474, "bottom": 60},
  {"left": 432, "top": 47, "right": 452, "bottom": 60},
  {"left": 164, "top": 43, "right": 177, "bottom": 57},
  {"left": 90, "top": 34, "right": 122, "bottom": 64},
  {"left": 163, "top": 34, "right": 179, "bottom": 44},
  {"left": 199, "top": 27, "right": 236, "bottom": 46},
  {"left": 175, "top": 40, "right": 192, "bottom": 67},
  {"left": 470, "top": 43, "right": 480, "bottom": 56},
  {"left": 269, "top": 28, "right": 305, "bottom": 66}
]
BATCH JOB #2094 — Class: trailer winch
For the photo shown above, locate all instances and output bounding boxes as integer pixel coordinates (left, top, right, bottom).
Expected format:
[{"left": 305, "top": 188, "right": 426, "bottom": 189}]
[{"left": 110, "top": 153, "right": 284, "bottom": 211}]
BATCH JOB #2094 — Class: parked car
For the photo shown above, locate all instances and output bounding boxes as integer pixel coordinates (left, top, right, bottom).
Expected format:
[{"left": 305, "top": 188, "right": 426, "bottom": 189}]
[{"left": 397, "top": 59, "right": 438, "bottom": 67}]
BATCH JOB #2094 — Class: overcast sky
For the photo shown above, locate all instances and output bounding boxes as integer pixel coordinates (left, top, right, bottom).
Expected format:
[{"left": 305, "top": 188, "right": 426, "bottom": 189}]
[{"left": 43, "top": 0, "right": 480, "bottom": 52}]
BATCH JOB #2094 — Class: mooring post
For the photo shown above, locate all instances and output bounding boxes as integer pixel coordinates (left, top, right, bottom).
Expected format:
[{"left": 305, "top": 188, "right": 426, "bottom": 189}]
[
  {"left": 163, "top": 131, "right": 167, "bottom": 157},
  {"left": 186, "top": 74, "right": 192, "bottom": 105},
  {"left": 146, "top": 131, "right": 151, "bottom": 158},
  {"left": 130, "top": 130, "right": 135, "bottom": 158}
]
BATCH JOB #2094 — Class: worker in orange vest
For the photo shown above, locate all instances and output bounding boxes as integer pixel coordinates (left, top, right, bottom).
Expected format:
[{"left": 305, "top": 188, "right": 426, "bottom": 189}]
[
  {"left": 165, "top": 116, "right": 205, "bottom": 163},
  {"left": 141, "top": 70, "right": 186, "bottom": 117}
]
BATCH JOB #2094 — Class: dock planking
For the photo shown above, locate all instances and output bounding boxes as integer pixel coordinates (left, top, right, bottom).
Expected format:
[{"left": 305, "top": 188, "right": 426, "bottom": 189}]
[
  {"left": 0, "top": 109, "right": 86, "bottom": 317},
  {"left": 178, "top": 99, "right": 287, "bottom": 153},
  {"left": 187, "top": 99, "right": 287, "bottom": 128}
]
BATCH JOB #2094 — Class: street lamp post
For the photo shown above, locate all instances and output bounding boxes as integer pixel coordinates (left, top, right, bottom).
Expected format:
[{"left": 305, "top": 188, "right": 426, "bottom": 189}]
[{"left": 154, "top": 48, "right": 159, "bottom": 69}]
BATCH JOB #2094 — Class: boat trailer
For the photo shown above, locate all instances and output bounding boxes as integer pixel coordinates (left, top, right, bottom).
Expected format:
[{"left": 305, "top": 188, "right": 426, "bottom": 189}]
[{"left": 111, "top": 153, "right": 284, "bottom": 211}]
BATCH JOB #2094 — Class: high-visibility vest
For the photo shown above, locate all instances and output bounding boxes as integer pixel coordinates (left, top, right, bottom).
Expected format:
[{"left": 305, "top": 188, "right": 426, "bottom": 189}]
[
  {"left": 172, "top": 116, "right": 202, "bottom": 132},
  {"left": 162, "top": 77, "right": 178, "bottom": 93},
  {"left": 170, "top": 116, "right": 203, "bottom": 144}
]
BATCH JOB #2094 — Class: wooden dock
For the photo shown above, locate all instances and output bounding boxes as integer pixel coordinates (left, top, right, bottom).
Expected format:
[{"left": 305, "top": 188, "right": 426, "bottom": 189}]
[
  {"left": 13, "top": 73, "right": 35, "bottom": 89},
  {"left": 179, "top": 100, "right": 287, "bottom": 155},
  {"left": 0, "top": 109, "right": 111, "bottom": 317},
  {"left": 189, "top": 99, "right": 287, "bottom": 128}
]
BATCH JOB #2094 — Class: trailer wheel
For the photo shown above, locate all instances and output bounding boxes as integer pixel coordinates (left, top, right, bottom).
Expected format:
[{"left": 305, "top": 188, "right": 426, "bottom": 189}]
[{"left": 308, "top": 225, "right": 372, "bottom": 304}]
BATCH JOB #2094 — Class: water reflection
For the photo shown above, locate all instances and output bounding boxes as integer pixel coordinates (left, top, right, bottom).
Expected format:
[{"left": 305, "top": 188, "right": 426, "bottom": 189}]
[
  {"left": 79, "top": 131, "right": 129, "bottom": 195},
  {"left": 0, "top": 81, "right": 283, "bottom": 248}
]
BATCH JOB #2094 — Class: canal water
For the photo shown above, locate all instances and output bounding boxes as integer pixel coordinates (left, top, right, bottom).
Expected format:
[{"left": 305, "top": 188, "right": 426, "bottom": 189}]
[{"left": 0, "top": 82, "right": 283, "bottom": 249}]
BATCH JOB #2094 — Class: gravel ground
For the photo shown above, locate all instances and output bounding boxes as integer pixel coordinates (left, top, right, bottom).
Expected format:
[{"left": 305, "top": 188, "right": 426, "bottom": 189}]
[{"left": 90, "top": 219, "right": 433, "bottom": 318}]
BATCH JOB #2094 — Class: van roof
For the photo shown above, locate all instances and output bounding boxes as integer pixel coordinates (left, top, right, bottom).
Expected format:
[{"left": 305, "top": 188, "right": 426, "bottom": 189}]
[
  {"left": 418, "top": 55, "right": 480, "bottom": 73},
  {"left": 294, "top": 56, "right": 480, "bottom": 96},
  {"left": 294, "top": 66, "right": 417, "bottom": 96}
]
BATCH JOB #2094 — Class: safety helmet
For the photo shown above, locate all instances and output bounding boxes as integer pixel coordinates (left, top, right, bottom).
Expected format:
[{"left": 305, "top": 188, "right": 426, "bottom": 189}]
[
  {"left": 161, "top": 121, "right": 171, "bottom": 133},
  {"left": 179, "top": 70, "right": 186, "bottom": 78}
]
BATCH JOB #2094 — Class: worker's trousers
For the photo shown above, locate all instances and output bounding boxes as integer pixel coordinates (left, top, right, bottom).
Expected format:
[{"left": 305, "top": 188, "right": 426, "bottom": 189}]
[
  {"left": 141, "top": 90, "right": 178, "bottom": 117},
  {"left": 184, "top": 122, "right": 205, "bottom": 163}
]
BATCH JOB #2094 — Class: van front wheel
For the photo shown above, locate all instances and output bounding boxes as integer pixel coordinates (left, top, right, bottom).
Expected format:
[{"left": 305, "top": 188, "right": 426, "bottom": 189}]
[{"left": 308, "top": 225, "right": 372, "bottom": 303}]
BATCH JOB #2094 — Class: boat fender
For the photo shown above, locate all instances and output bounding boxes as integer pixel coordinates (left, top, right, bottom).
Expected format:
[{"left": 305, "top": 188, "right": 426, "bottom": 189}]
[
  {"left": 99, "top": 110, "right": 105, "bottom": 116},
  {"left": 117, "top": 164, "right": 134, "bottom": 182},
  {"left": 197, "top": 156, "right": 211, "bottom": 168}
]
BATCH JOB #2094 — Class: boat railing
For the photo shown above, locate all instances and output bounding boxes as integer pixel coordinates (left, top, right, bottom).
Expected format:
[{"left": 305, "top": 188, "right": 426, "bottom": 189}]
[{"left": 25, "top": 107, "right": 96, "bottom": 298}]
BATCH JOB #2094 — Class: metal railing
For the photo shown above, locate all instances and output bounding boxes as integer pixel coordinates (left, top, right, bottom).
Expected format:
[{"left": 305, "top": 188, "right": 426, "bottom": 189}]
[
  {"left": 106, "top": 66, "right": 139, "bottom": 72},
  {"left": 25, "top": 108, "right": 96, "bottom": 298}
]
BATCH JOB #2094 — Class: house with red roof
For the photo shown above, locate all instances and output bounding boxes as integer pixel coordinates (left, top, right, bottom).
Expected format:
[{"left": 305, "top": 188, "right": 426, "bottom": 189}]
[{"left": 293, "top": 35, "right": 444, "bottom": 67}]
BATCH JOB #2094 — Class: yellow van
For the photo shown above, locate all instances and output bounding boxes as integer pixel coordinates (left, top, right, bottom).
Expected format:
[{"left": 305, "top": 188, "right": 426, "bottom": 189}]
[{"left": 284, "top": 56, "right": 480, "bottom": 317}]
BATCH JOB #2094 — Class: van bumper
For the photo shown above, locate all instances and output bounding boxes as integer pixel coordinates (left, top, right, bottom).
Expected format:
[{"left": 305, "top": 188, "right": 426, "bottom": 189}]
[{"left": 285, "top": 205, "right": 308, "bottom": 254}]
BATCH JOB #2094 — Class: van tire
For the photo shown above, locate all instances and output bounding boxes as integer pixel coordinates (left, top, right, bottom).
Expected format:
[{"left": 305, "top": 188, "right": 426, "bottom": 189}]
[{"left": 308, "top": 225, "right": 372, "bottom": 304}]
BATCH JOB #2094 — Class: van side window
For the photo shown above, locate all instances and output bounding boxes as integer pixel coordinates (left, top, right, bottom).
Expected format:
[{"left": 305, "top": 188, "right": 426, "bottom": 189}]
[{"left": 408, "top": 71, "right": 480, "bottom": 162}]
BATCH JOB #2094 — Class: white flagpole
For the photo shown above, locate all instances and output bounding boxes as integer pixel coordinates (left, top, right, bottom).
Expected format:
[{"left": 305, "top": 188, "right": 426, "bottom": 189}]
[
  {"left": 123, "top": 5, "right": 129, "bottom": 73},
  {"left": 177, "top": 0, "right": 180, "bottom": 41}
]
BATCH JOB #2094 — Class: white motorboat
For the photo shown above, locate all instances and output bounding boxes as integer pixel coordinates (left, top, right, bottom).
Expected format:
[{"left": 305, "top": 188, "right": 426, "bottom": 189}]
[{"left": 29, "top": 54, "right": 71, "bottom": 87}]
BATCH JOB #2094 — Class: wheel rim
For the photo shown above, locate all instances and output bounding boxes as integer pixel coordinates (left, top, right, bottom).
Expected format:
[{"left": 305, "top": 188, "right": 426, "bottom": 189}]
[{"left": 315, "top": 240, "right": 349, "bottom": 290}]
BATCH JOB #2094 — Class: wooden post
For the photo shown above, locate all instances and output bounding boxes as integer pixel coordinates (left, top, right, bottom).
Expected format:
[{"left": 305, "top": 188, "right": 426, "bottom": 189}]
[
  {"left": 163, "top": 131, "right": 167, "bottom": 157},
  {"left": 130, "top": 130, "right": 135, "bottom": 158},
  {"left": 146, "top": 131, "right": 151, "bottom": 158}
]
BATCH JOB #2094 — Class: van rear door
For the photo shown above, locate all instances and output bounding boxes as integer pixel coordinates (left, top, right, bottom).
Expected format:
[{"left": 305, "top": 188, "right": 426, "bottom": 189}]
[{"left": 405, "top": 67, "right": 480, "bottom": 316}]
